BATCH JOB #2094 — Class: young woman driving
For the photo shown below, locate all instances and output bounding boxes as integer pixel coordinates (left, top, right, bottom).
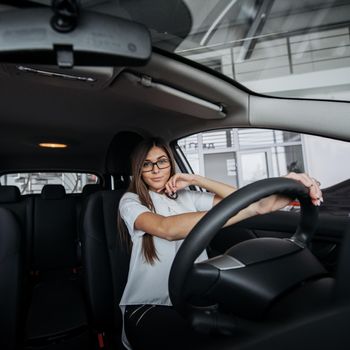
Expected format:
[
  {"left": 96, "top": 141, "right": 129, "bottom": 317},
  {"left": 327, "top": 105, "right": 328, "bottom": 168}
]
[{"left": 118, "top": 137, "right": 322, "bottom": 350}]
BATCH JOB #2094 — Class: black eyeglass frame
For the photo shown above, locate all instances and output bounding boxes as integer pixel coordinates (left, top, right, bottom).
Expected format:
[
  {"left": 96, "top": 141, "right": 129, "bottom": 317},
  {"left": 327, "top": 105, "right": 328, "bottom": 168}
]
[{"left": 142, "top": 158, "right": 171, "bottom": 173}]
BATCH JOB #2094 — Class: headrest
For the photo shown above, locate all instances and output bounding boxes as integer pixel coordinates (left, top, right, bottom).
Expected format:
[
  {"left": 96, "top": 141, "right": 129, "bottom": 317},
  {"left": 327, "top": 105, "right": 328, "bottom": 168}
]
[
  {"left": 41, "top": 184, "right": 66, "bottom": 200},
  {"left": 106, "top": 131, "right": 144, "bottom": 175},
  {"left": 0, "top": 185, "right": 20, "bottom": 203},
  {"left": 82, "top": 184, "right": 102, "bottom": 196}
]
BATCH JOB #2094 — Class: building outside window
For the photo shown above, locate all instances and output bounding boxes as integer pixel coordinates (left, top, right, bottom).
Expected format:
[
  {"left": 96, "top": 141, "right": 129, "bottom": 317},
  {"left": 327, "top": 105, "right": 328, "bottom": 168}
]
[
  {"left": 0, "top": 172, "right": 99, "bottom": 194},
  {"left": 178, "top": 128, "right": 305, "bottom": 187}
]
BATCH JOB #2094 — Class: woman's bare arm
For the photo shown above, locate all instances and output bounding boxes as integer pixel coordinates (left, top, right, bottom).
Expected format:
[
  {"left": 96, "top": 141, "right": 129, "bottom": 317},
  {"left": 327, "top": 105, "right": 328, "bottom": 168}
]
[
  {"left": 164, "top": 173, "right": 236, "bottom": 205},
  {"left": 134, "top": 203, "right": 258, "bottom": 241},
  {"left": 140, "top": 172, "right": 323, "bottom": 241}
]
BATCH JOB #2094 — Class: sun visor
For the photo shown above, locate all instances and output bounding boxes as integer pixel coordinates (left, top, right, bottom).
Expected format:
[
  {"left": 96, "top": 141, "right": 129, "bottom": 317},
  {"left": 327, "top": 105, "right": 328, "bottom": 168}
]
[{"left": 121, "top": 72, "right": 226, "bottom": 120}]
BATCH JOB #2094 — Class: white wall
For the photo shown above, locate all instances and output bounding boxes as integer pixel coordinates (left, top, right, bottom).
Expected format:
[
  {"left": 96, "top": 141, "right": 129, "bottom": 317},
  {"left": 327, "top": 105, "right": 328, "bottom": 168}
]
[{"left": 303, "top": 135, "right": 350, "bottom": 188}]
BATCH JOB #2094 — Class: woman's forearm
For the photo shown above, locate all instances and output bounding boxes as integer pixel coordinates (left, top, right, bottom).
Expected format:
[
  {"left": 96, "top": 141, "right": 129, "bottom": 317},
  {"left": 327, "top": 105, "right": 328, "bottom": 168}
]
[
  {"left": 160, "top": 211, "right": 207, "bottom": 240},
  {"left": 161, "top": 204, "right": 258, "bottom": 240}
]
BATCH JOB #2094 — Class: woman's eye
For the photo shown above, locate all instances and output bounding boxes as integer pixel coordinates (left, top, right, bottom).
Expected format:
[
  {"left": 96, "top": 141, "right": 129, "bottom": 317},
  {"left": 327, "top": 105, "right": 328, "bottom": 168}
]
[
  {"left": 159, "top": 158, "right": 168, "bottom": 165},
  {"left": 143, "top": 162, "right": 152, "bottom": 168}
]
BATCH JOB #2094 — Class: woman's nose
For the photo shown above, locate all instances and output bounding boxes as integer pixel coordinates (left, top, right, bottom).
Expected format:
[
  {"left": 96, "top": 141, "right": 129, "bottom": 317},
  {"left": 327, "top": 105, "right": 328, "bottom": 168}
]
[{"left": 152, "top": 166, "right": 160, "bottom": 173}]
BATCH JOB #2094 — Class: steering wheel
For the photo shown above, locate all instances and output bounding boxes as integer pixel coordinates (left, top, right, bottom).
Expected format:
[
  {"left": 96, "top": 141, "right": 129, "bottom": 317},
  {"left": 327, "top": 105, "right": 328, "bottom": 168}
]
[{"left": 169, "top": 178, "right": 325, "bottom": 330}]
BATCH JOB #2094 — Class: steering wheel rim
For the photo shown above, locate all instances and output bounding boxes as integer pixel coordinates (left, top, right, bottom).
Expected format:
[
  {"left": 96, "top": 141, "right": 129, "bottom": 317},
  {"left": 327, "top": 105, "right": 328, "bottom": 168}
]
[{"left": 169, "top": 177, "right": 319, "bottom": 315}]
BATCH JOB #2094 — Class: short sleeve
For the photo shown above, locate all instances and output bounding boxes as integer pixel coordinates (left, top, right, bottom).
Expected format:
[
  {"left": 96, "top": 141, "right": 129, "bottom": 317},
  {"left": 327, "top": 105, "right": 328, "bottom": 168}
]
[
  {"left": 189, "top": 190, "right": 215, "bottom": 212},
  {"left": 119, "top": 192, "right": 151, "bottom": 238}
]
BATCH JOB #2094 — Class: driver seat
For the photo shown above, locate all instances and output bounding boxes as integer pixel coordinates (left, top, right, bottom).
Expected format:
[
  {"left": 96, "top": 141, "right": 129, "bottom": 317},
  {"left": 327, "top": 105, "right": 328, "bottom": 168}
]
[
  {"left": 81, "top": 189, "right": 130, "bottom": 348},
  {"left": 81, "top": 131, "right": 143, "bottom": 348}
]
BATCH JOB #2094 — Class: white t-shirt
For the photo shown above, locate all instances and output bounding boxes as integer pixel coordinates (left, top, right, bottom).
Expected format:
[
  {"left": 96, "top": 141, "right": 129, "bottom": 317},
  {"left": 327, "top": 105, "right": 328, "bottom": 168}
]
[
  {"left": 118, "top": 188, "right": 215, "bottom": 349},
  {"left": 119, "top": 188, "right": 215, "bottom": 307}
]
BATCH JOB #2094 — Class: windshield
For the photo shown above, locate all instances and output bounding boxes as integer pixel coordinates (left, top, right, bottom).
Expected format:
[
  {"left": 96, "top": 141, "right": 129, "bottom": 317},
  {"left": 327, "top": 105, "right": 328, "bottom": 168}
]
[
  {"left": 5, "top": 0, "right": 350, "bottom": 101},
  {"left": 169, "top": 0, "right": 350, "bottom": 102}
]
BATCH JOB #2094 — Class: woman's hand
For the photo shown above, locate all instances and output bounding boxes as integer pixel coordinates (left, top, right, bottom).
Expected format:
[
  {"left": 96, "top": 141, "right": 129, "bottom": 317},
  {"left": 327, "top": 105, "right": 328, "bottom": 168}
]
[
  {"left": 253, "top": 172, "right": 323, "bottom": 215},
  {"left": 285, "top": 172, "right": 323, "bottom": 206},
  {"left": 160, "top": 173, "right": 195, "bottom": 195}
]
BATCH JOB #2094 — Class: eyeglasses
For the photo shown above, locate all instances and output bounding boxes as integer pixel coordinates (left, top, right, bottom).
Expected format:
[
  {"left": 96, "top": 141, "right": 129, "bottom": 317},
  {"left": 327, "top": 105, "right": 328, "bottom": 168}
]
[{"left": 142, "top": 158, "right": 170, "bottom": 172}]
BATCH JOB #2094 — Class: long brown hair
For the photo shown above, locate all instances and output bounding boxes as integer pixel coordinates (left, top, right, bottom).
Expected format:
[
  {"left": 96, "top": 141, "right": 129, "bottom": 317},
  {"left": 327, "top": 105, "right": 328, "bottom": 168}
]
[{"left": 118, "top": 137, "right": 176, "bottom": 264}]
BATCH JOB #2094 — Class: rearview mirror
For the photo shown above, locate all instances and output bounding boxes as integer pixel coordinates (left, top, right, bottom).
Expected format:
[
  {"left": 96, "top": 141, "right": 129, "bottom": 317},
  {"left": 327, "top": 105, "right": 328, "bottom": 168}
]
[{"left": 0, "top": 8, "right": 152, "bottom": 67}]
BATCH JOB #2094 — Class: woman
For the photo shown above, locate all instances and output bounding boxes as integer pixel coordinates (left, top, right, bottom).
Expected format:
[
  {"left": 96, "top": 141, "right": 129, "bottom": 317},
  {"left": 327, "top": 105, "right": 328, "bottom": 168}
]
[{"left": 118, "top": 137, "right": 322, "bottom": 350}]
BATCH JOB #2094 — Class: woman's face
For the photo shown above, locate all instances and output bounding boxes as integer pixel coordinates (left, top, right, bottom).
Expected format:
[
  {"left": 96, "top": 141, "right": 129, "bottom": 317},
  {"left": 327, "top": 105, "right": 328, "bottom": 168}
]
[{"left": 141, "top": 146, "right": 171, "bottom": 192}]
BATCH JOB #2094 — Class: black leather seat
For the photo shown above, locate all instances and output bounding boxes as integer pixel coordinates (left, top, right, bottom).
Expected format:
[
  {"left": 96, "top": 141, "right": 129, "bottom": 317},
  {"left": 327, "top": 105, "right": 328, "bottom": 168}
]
[
  {"left": 25, "top": 184, "right": 90, "bottom": 348},
  {"left": 0, "top": 207, "right": 22, "bottom": 350},
  {"left": 32, "top": 184, "right": 79, "bottom": 273},
  {"left": 0, "top": 185, "right": 33, "bottom": 268},
  {"left": 82, "top": 189, "right": 130, "bottom": 348},
  {"left": 82, "top": 184, "right": 103, "bottom": 197},
  {"left": 81, "top": 131, "right": 143, "bottom": 348}
]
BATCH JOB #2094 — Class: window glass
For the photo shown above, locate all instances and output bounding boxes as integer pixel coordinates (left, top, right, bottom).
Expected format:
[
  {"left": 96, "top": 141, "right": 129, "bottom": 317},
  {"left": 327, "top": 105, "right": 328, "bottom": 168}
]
[
  {"left": 177, "top": 128, "right": 350, "bottom": 216},
  {"left": 204, "top": 153, "right": 238, "bottom": 187},
  {"left": 240, "top": 152, "right": 269, "bottom": 183},
  {"left": 177, "top": 134, "right": 198, "bottom": 151},
  {"left": 275, "top": 131, "right": 301, "bottom": 143},
  {"left": 178, "top": 128, "right": 305, "bottom": 186},
  {"left": 238, "top": 129, "right": 275, "bottom": 148},
  {"left": 0, "top": 172, "right": 100, "bottom": 194},
  {"left": 202, "top": 129, "right": 233, "bottom": 150},
  {"left": 169, "top": 2, "right": 350, "bottom": 102}
]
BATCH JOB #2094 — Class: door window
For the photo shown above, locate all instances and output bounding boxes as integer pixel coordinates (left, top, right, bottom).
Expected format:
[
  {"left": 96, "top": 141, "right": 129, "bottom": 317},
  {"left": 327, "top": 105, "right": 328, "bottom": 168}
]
[
  {"left": 238, "top": 150, "right": 271, "bottom": 186},
  {"left": 177, "top": 128, "right": 304, "bottom": 186}
]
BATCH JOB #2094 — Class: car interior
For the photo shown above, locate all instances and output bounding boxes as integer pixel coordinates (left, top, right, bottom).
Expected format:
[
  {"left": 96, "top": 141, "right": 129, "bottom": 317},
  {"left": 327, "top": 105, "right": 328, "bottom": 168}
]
[{"left": 0, "top": 1, "right": 350, "bottom": 350}]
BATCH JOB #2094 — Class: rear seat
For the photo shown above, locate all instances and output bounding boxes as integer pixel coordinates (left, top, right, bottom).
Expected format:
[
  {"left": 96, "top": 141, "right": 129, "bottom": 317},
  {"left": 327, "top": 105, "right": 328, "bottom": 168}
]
[
  {"left": 0, "top": 183, "right": 102, "bottom": 349},
  {"left": 0, "top": 207, "right": 22, "bottom": 350},
  {"left": 0, "top": 185, "right": 33, "bottom": 269},
  {"left": 31, "top": 185, "right": 79, "bottom": 274},
  {"left": 82, "top": 184, "right": 103, "bottom": 197},
  {"left": 24, "top": 184, "right": 91, "bottom": 349},
  {"left": 0, "top": 186, "right": 33, "bottom": 349}
]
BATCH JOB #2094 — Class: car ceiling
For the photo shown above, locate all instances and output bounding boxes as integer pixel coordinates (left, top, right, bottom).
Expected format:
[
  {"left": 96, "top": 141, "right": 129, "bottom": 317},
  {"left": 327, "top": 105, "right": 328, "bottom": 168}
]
[
  {"left": 0, "top": 1, "right": 350, "bottom": 175},
  {"left": 0, "top": 50, "right": 248, "bottom": 174}
]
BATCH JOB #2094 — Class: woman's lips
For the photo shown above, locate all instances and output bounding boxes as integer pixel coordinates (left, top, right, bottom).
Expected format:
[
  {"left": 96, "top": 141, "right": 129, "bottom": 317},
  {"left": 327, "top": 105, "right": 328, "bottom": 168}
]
[{"left": 152, "top": 177, "right": 164, "bottom": 181}]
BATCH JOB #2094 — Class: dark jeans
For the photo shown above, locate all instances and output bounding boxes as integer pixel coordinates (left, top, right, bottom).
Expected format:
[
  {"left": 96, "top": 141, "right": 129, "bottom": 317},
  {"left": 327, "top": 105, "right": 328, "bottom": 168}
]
[{"left": 124, "top": 304, "right": 213, "bottom": 350}]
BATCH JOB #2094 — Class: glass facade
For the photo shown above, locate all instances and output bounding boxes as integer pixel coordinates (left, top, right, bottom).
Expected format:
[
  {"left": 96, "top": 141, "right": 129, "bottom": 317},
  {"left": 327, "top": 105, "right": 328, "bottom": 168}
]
[
  {"left": 171, "top": 2, "right": 350, "bottom": 101},
  {"left": 178, "top": 128, "right": 304, "bottom": 187}
]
